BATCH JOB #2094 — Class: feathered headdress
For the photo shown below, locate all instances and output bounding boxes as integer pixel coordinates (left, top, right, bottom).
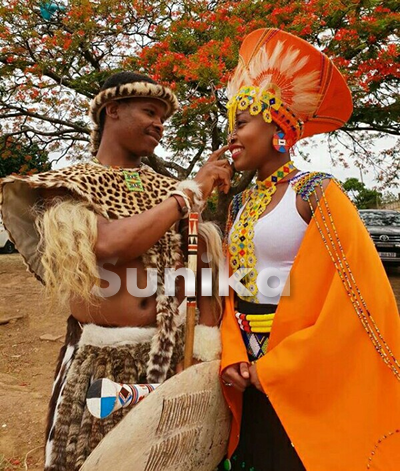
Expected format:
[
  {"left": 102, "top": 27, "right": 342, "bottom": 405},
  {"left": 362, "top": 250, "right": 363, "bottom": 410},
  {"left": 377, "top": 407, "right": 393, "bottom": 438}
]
[{"left": 227, "top": 29, "right": 353, "bottom": 146}]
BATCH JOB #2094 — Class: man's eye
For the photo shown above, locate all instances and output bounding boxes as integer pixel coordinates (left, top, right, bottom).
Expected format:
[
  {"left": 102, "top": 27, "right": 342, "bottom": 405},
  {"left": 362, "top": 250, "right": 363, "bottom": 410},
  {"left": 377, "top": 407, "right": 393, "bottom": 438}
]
[{"left": 145, "top": 109, "right": 155, "bottom": 116}]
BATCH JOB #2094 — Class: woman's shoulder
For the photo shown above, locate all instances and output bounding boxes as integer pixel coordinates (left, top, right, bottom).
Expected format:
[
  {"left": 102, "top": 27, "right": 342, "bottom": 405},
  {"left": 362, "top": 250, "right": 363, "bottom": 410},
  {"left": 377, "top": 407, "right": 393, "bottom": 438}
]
[{"left": 290, "top": 170, "right": 343, "bottom": 201}]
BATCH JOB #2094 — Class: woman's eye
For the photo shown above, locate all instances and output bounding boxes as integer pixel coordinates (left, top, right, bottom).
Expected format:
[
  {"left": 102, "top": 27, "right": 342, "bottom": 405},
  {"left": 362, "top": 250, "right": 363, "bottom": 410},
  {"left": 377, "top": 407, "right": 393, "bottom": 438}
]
[{"left": 236, "top": 121, "right": 245, "bottom": 127}]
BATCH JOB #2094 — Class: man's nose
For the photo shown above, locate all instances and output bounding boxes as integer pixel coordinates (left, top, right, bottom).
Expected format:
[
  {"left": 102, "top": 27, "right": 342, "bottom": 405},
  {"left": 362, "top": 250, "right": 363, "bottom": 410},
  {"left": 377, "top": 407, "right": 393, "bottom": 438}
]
[{"left": 152, "top": 118, "right": 164, "bottom": 135}]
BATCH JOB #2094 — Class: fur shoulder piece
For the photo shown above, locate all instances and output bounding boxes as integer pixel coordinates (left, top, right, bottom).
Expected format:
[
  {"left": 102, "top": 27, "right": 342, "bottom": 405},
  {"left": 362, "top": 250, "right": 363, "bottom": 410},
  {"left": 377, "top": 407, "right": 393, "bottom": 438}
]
[
  {"left": 0, "top": 162, "right": 179, "bottom": 219},
  {"left": 0, "top": 161, "right": 180, "bottom": 282},
  {"left": 290, "top": 171, "right": 341, "bottom": 201}
]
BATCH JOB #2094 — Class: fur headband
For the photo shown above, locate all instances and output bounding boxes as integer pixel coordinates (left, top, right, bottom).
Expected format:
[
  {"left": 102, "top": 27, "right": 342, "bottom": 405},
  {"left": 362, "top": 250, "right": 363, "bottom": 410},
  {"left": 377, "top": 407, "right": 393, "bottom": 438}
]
[{"left": 89, "top": 81, "right": 179, "bottom": 155}]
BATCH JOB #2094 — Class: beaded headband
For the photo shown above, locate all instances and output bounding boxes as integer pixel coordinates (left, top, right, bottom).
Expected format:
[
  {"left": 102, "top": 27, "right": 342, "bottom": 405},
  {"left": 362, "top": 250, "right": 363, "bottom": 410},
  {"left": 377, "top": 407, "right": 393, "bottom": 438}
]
[
  {"left": 89, "top": 81, "right": 179, "bottom": 156},
  {"left": 226, "top": 28, "right": 353, "bottom": 146}
]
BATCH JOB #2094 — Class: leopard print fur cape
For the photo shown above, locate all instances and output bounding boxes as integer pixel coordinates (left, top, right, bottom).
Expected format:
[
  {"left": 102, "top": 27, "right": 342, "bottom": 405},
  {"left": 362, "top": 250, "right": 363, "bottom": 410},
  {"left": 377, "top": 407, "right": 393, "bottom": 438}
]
[{"left": 0, "top": 161, "right": 184, "bottom": 383}]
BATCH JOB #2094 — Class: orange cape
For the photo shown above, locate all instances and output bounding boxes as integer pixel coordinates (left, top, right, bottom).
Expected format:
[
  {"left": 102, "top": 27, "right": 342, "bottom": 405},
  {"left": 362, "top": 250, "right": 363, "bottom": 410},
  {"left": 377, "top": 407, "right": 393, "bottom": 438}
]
[{"left": 221, "top": 182, "right": 400, "bottom": 471}]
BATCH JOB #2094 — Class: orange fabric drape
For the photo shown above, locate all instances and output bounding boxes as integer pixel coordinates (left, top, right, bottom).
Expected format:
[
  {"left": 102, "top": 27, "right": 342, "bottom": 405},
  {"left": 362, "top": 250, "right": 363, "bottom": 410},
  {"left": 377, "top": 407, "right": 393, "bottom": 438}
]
[{"left": 220, "top": 182, "right": 400, "bottom": 470}]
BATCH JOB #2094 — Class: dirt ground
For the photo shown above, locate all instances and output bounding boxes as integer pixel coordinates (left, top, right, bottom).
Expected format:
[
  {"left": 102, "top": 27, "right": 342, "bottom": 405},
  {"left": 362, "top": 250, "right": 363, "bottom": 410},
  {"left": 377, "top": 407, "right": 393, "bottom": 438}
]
[
  {"left": 0, "top": 254, "right": 400, "bottom": 471},
  {"left": 0, "top": 254, "right": 67, "bottom": 471}
]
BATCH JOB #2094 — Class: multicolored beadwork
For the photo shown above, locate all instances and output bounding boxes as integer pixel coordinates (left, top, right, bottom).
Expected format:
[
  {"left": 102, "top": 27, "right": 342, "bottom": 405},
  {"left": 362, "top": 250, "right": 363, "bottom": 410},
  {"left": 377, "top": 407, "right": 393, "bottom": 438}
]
[
  {"left": 305, "top": 179, "right": 400, "bottom": 381},
  {"left": 242, "top": 331, "right": 270, "bottom": 360},
  {"left": 272, "top": 131, "right": 289, "bottom": 153},
  {"left": 227, "top": 86, "right": 282, "bottom": 132},
  {"left": 226, "top": 85, "right": 302, "bottom": 148},
  {"left": 236, "top": 312, "right": 275, "bottom": 333},
  {"left": 228, "top": 161, "right": 296, "bottom": 302},
  {"left": 92, "top": 157, "right": 144, "bottom": 192}
]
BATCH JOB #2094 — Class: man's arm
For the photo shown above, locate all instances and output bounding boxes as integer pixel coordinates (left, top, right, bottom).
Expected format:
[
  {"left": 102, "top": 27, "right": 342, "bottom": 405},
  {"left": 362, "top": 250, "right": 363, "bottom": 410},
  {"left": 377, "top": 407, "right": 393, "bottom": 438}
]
[
  {"left": 95, "top": 196, "right": 184, "bottom": 263},
  {"left": 96, "top": 151, "right": 232, "bottom": 264}
]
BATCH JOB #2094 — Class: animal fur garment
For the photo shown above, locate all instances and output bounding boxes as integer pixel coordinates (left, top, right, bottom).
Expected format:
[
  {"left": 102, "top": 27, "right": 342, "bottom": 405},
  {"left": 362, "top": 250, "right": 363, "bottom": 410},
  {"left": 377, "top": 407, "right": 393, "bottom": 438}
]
[
  {"left": 1, "top": 162, "right": 181, "bottom": 383},
  {"left": 45, "top": 316, "right": 185, "bottom": 471}
]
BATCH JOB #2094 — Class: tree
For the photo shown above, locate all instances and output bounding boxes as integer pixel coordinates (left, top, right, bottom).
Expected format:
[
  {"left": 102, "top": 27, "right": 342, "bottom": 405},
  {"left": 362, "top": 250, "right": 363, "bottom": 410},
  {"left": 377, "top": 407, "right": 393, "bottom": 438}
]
[
  {"left": 0, "top": 0, "right": 399, "bottom": 223},
  {"left": 342, "top": 177, "right": 382, "bottom": 209},
  {"left": 0, "top": 136, "right": 51, "bottom": 177}
]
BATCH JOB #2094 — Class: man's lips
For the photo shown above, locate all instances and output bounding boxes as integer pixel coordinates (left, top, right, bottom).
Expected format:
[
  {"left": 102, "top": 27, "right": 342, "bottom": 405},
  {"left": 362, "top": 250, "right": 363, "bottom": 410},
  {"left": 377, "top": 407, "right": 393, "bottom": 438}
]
[
  {"left": 229, "top": 145, "right": 244, "bottom": 159},
  {"left": 147, "top": 130, "right": 162, "bottom": 143}
]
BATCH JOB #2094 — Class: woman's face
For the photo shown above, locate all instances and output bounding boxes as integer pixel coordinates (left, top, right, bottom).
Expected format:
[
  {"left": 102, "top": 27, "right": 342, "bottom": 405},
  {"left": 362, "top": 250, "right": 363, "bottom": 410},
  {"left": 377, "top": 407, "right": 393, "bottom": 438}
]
[{"left": 228, "top": 110, "right": 278, "bottom": 172}]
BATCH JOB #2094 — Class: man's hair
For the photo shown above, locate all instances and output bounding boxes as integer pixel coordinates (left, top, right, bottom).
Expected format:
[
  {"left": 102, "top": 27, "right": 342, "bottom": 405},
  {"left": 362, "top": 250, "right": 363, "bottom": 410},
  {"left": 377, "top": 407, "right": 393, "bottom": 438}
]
[{"left": 98, "top": 71, "right": 157, "bottom": 137}]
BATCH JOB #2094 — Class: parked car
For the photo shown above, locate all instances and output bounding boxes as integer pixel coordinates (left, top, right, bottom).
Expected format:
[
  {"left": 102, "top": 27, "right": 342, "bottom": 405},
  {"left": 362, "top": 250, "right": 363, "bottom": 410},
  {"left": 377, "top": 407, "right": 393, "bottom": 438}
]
[
  {"left": 0, "top": 216, "right": 15, "bottom": 254},
  {"left": 359, "top": 209, "right": 400, "bottom": 265}
]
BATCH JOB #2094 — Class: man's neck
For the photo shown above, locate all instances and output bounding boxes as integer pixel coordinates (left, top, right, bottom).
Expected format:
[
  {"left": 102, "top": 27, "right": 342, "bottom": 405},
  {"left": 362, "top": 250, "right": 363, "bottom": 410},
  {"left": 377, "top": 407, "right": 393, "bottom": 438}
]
[{"left": 96, "top": 147, "right": 142, "bottom": 169}]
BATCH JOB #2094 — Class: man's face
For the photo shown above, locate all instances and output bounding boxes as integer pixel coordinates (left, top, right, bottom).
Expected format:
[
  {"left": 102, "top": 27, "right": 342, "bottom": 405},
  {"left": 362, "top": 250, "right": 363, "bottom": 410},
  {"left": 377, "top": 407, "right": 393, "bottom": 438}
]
[{"left": 106, "top": 97, "right": 167, "bottom": 157}]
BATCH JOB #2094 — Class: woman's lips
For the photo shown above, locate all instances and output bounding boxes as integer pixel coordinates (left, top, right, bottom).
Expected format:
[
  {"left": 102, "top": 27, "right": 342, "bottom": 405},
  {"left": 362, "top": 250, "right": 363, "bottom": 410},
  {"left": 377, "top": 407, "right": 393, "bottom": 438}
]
[{"left": 230, "top": 146, "right": 244, "bottom": 160}]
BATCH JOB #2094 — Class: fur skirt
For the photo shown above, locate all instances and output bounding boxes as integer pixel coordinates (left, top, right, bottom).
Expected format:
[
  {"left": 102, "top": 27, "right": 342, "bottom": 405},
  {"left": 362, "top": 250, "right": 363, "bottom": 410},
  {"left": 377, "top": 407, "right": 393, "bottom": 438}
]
[{"left": 44, "top": 316, "right": 184, "bottom": 471}]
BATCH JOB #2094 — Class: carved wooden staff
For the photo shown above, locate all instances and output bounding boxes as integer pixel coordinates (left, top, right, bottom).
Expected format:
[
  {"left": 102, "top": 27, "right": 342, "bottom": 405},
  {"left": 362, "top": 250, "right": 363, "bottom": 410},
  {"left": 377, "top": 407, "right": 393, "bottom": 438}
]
[
  {"left": 86, "top": 378, "right": 160, "bottom": 419},
  {"left": 183, "top": 212, "right": 199, "bottom": 370}
]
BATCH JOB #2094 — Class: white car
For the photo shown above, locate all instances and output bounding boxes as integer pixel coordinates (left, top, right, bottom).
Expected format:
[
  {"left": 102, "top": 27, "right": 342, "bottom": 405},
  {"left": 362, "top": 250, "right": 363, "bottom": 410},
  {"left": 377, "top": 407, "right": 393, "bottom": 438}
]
[{"left": 0, "top": 216, "right": 15, "bottom": 254}]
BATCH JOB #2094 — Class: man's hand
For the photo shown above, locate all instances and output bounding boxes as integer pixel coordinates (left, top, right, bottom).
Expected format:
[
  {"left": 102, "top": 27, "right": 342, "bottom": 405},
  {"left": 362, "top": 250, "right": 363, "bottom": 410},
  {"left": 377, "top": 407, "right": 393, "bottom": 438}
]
[
  {"left": 193, "top": 145, "right": 233, "bottom": 199},
  {"left": 221, "top": 362, "right": 251, "bottom": 392}
]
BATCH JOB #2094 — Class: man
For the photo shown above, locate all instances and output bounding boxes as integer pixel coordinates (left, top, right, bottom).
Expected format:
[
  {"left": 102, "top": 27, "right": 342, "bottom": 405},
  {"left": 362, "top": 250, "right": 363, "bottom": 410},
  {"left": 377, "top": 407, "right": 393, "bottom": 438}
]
[{"left": 0, "top": 71, "right": 232, "bottom": 470}]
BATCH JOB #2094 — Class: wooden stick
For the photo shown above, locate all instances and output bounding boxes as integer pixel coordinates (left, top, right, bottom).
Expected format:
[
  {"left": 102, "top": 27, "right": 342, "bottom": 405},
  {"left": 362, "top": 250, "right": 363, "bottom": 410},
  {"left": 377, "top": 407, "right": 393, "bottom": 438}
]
[{"left": 183, "top": 212, "right": 199, "bottom": 370}]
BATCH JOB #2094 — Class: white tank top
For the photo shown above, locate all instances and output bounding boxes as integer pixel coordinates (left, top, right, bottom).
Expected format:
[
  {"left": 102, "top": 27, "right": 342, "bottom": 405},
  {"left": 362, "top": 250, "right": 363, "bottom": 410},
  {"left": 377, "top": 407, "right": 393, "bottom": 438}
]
[{"left": 230, "top": 184, "right": 308, "bottom": 304}]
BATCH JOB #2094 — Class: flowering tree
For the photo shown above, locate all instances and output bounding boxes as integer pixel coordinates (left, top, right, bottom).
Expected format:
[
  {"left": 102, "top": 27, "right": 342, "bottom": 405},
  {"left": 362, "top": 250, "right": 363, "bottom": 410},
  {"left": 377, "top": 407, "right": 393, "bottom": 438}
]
[
  {"left": 0, "top": 136, "right": 51, "bottom": 177},
  {"left": 0, "top": 0, "right": 398, "bottom": 220}
]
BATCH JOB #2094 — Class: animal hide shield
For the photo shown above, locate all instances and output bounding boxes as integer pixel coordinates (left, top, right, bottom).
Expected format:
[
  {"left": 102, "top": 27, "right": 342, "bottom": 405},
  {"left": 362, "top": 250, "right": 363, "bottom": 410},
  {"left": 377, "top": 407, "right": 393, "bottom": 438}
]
[{"left": 80, "top": 360, "right": 231, "bottom": 471}]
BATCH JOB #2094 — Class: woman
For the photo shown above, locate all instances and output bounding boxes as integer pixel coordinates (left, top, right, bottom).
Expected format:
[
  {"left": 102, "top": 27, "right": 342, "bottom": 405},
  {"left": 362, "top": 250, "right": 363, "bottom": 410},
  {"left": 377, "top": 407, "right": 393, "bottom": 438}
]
[{"left": 219, "top": 29, "right": 400, "bottom": 471}]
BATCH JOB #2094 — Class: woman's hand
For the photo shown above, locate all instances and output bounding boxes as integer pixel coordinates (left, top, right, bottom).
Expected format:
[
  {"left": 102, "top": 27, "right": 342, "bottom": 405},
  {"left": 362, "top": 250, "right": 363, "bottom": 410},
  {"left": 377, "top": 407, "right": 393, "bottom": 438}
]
[
  {"left": 193, "top": 145, "right": 232, "bottom": 200},
  {"left": 249, "top": 362, "right": 265, "bottom": 393},
  {"left": 221, "top": 362, "right": 251, "bottom": 392}
]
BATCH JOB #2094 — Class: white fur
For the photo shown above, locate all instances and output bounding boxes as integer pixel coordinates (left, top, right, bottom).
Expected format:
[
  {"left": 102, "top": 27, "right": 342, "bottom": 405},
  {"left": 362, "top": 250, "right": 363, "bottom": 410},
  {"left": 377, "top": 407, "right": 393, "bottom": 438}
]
[
  {"left": 193, "top": 325, "right": 221, "bottom": 362},
  {"left": 79, "top": 324, "right": 157, "bottom": 348},
  {"left": 176, "top": 180, "right": 204, "bottom": 212}
]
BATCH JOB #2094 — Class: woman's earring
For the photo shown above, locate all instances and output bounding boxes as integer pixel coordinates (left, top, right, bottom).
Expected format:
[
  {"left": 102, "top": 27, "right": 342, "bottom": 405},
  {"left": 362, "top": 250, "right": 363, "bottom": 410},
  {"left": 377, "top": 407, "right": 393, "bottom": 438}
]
[{"left": 272, "top": 131, "right": 290, "bottom": 153}]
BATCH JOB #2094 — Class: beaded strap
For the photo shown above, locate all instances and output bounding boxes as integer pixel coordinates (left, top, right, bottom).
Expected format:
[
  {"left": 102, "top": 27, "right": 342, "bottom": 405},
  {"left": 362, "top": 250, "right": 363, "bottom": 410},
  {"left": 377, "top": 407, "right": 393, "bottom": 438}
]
[{"left": 307, "top": 180, "right": 400, "bottom": 381}]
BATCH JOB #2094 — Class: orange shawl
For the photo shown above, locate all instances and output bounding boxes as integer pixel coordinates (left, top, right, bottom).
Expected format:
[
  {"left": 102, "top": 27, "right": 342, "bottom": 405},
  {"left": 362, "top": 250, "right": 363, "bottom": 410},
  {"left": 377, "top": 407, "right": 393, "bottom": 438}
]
[{"left": 220, "top": 181, "right": 400, "bottom": 470}]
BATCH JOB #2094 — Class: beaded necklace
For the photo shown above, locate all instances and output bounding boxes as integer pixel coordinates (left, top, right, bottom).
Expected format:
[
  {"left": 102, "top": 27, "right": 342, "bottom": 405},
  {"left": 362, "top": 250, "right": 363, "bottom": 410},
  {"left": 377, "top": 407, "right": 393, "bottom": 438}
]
[
  {"left": 92, "top": 157, "right": 144, "bottom": 192},
  {"left": 229, "top": 160, "right": 296, "bottom": 302}
]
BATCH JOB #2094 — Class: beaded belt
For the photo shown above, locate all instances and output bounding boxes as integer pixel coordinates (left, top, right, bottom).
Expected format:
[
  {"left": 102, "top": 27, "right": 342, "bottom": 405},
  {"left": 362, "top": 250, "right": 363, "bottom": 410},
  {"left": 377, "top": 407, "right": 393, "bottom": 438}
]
[
  {"left": 235, "top": 299, "right": 277, "bottom": 360},
  {"left": 236, "top": 312, "right": 275, "bottom": 333},
  {"left": 235, "top": 299, "right": 276, "bottom": 333}
]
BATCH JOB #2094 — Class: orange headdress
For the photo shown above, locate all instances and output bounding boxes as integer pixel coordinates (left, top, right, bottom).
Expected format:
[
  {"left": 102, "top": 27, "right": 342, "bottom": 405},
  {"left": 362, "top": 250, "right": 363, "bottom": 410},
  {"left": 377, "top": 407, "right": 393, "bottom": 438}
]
[{"left": 227, "top": 28, "right": 353, "bottom": 147}]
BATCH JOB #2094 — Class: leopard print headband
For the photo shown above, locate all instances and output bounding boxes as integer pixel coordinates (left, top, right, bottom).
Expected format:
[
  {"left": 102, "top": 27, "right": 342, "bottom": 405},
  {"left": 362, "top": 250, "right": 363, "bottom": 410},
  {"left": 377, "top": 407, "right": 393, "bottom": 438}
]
[{"left": 89, "top": 81, "right": 179, "bottom": 156}]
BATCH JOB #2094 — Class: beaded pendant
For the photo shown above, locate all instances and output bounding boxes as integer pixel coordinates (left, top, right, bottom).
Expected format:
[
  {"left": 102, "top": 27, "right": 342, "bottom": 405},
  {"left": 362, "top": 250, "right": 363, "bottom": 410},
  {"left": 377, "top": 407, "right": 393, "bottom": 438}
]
[
  {"left": 92, "top": 157, "right": 144, "bottom": 192},
  {"left": 229, "top": 161, "right": 296, "bottom": 302}
]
